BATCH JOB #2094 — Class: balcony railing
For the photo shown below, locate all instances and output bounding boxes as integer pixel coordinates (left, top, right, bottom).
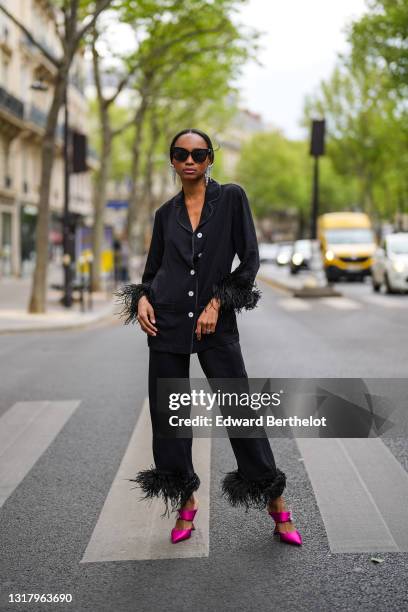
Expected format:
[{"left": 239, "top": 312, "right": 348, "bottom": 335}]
[{"left": 0, "top": 86, "right": 24, "bottom": 120}]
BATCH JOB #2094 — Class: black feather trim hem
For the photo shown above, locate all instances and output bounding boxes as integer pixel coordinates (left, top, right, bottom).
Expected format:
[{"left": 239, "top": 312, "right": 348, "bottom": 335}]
[
  {"left": 128, "top": 465, "right": 201, "bottom": 518},
  {"left": 113, "top": 282, "right": 150, "bottom": 325},
  {"left": 221, "top": 468, "right": 286, "bottom": 512},
  {"left": 211, "top": 273, "right": 262, "bottom": 314}
]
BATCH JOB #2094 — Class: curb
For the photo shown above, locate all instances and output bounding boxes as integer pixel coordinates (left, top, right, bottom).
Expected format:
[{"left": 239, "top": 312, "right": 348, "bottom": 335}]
[{"left": 0, "top": 302, "right": 116, "bottom": 335}]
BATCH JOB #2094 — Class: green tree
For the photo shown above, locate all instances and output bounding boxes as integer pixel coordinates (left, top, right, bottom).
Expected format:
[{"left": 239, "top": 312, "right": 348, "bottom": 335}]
[
  {"left": 236, "top": 131, "right": 309, "bottom": 218},
  {"left": 302, "top": 57, "right": 406, "bottom": 221},
  {"left": 349, "top": 0, "right": 408, "bottom": 98},
  {"left": 118, "top": 0, "right": 260, "bottom": 259}
]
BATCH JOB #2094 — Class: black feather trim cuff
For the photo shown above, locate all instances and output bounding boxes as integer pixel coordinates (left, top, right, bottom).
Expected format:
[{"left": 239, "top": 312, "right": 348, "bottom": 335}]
[
  {"left": 221, "top": 468, "right": 286, "bottom": 512},
  {"left": 113, "top": 282, "right": 150, "bottom": 325},
  {"left": 128, "top": 465, "right": 201, "bottom": 518},
  {"left": 212, "top": 273, "right": 262, "bottom": 314}
]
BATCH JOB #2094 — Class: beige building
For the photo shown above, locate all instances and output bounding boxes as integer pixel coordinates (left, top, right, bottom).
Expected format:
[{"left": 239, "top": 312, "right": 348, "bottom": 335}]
[{"left": 0, "top": 0, "right": 95, "bottom": 278}]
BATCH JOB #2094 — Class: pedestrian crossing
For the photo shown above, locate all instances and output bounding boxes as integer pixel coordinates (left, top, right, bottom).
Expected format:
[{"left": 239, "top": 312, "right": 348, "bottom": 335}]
[
  {"left": 81, "top": 399, "right": 211, "bottom": 562},
  {"left": 362, "top": 294, "right": 408, "bottom": 308},
  {"left": 0, "top": 400, "right": 81, "bottom": 507},
  {"left": 296, "top": 438, "right": 408, "bottom": 553},
  {"left": 277, "top": 294, "right": 408, "bottom": 312},
  {"left": 1, "top": 399, "right": 408, "bottom": 559}
]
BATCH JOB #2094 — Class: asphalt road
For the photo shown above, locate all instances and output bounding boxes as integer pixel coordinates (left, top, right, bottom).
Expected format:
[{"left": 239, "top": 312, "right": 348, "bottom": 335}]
[{"left": 1, "top": 274, "right": 407, "bottom": 612}]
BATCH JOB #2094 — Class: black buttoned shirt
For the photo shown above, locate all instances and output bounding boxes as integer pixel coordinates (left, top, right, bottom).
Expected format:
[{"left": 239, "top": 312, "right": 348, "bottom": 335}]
[{"left": 115, "top": 179, "right": 262, "bottom": 354}]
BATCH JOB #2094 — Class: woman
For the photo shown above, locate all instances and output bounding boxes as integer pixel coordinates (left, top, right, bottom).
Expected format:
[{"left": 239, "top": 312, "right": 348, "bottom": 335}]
[{"left": 115, "top": 128, "right": 302, "bottom": 546}]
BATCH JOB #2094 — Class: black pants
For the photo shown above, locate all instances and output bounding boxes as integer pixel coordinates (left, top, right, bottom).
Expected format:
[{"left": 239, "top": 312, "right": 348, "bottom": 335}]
[{"left": 131, "top": 341, "right": 286, "bottom": 517}]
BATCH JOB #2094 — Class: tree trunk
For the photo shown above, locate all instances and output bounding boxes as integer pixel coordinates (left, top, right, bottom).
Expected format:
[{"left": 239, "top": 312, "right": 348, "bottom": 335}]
[
  {"left": 28, "top": 69, "right": 68, "bottom": 313},
  {"left": 127, "top": 98, "right": 149, "bottom": 263},
  {"left": 143, "top": 111, "right": 160, "bottom": 217}
]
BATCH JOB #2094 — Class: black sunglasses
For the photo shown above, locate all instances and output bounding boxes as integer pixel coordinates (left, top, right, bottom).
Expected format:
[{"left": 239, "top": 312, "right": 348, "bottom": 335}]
[{"left": 171, "top": 146, "right": 212, "bottom": 163}]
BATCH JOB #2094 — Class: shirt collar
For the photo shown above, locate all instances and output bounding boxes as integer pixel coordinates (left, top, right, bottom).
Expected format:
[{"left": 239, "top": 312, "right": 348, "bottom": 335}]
[{"left": 174, "top": 178, "right": 221, "bottom": 233}]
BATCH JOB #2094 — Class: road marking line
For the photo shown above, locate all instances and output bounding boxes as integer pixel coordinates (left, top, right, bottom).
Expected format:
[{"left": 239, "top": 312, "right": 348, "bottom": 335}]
[
  {"left": 361, "top": 294, "right": 408, "bottom": 308},
  {"left": 277, "top": 298, "right": 311, "bottom": 311},
  {"left": 296, "top": 437, "right": 408, "bottom": 552},
  {"left": 319, "top": 297, "right": 362, "bottom": 309},
  {"left": 0, "top": 401, "right": 81, "bottom": 507},
  {"left": 81, "top": 398, "right": 211, "bottom": 562}
]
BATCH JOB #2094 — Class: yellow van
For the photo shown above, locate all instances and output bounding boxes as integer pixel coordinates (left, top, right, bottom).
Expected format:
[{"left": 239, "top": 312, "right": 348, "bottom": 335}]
[{"left": 317, "top": 212, "right": 376, "bottom": 282}]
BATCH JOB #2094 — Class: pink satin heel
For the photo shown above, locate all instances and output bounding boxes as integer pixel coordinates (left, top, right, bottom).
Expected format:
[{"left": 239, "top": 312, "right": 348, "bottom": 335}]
[
  {"left": 268, "top": 510, "right": 302, "bottom": 546},
  {"left": 170, "top": 508, "right": 198, "bottom": 544}
]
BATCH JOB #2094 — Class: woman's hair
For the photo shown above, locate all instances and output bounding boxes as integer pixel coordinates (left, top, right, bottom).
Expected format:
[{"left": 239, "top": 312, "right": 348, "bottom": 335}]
[{"left": 169, "top": 128, "right": 215, "bottom": 164}]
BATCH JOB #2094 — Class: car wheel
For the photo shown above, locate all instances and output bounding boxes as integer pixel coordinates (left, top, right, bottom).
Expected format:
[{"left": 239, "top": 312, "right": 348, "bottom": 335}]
[{"left": 384, "top": 273, "right": 396, "bottom": 294}]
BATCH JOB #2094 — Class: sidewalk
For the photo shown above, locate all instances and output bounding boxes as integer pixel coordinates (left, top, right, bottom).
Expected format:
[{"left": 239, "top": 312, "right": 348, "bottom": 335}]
[
  {"left": 258, "top": 263, "right": 342, "bottom": 297},
  {"left": 0, "top": 265, "right": 117, "bottom": 334}
]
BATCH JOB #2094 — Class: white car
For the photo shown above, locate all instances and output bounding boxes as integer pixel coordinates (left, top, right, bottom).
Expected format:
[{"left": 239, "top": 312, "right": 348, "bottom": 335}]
[
  {"left": 371, "top": 233, "right": 408, "bottom": 294},
  {"left": 259, "top": 243, "right": 279, "bottom": 263}
]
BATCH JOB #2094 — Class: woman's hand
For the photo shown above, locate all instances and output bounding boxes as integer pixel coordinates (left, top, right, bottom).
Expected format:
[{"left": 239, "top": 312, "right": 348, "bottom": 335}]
[
  {"left": 137, "top": 295, "right": 158, "bottom": 336},
  {"left": 196, "top": 298, "right": 220, "bottom": 340}
]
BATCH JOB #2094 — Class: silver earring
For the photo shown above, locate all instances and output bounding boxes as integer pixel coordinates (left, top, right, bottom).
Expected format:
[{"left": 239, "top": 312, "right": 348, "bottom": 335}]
[
  {"left": 205, "top": 163, "right": 213, "bottom": 185},
  {"left": 170, "top": 163, "right": 177, "bottom": 184}
]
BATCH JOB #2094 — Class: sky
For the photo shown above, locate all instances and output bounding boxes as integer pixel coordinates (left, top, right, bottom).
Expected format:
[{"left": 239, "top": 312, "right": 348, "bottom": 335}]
[
  {"left": 97, "top": 0, "right": 368, "bottom": 140},
  {"left": 233, "top": 0, "right": 368, "bottom": 139}
]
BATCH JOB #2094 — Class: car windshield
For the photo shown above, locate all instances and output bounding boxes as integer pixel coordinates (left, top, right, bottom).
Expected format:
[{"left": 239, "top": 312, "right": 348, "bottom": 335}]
[
  {"left": 325, "top": 229, "right": 375, "bottom": 244},
  {"left": 387, "top": 237, "right": 408, "bottom": 254}
]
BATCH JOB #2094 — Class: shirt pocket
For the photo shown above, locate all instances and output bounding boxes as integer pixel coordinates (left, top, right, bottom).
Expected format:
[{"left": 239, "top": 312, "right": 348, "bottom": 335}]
[
  {"left": 150, "top": 302, "right": 181, "bottom": 337},
  {"left": 150, "top": 301, "right": 177, "bottom": 312}
]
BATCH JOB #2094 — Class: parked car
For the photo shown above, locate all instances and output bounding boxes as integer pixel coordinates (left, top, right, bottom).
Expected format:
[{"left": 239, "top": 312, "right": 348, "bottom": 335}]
[
  {"left": 371, "top": 233, "right": 408, "bottom": 294},
  {"left": 276, "top": 243, "right": 293, "bottom": 266},
  {"left": 259, "top": 242, "right": 279, "bottom": 263},
  {"left": 318, "top": 212, "right": 376, "bottom": 282},
  {"left": 290, "top": 239, "right": 313, "bottom": 274}
]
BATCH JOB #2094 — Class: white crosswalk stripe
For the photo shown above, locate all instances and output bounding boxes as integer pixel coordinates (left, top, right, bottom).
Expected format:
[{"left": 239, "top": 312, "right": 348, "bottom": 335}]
[
  {"left": 0, "top": 400, "right": 81, "bottom": 507},
  {"left": 80, "top": 398, "right": 211, "bottom": 562},
  {"left": 296, "top": 437, "right": 408, "bottom": 552},
  {"left": 319, "top": 297, "right": 362, "bottom": 309},
  {"left": 3, "top": 397, "right": 408, "bottom": 557},
  {"left": 361, "top": 294, "right": 408, "bottom": 308},
  {"left": 277, "top": 298, "right": 311, "bottom": 311},
  {"left": 277, "top": 296, "right": 362, "bottom": 311}
]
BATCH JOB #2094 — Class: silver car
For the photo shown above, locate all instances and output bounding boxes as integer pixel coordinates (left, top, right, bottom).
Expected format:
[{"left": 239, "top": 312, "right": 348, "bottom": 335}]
[{"left": 371, "top": 233, "right": 408, "bottom": 294}]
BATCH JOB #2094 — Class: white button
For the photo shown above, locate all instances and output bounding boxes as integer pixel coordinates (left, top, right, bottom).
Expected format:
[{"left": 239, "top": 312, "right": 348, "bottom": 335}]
[
  {"left": 198, "top": 252, "right": 202, "bottom": 257},
  {"left": 188, "top": 291, "right": 194, "bottom": 296},
  {"left": 197, "top": 232, "right": 202, "bottom": 238},
  {"left": 190, "top": 269, "right": 195, "bottom": 275},
  {"left": 188, "top": 312, "right": 194, "bottom": 317}
]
